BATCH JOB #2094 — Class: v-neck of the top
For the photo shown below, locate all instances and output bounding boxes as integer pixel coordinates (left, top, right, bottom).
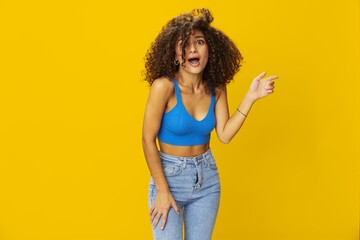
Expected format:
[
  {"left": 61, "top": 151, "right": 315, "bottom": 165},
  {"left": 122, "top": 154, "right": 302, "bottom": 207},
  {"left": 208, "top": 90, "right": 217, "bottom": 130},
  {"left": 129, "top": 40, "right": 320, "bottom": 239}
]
[{"left": 173, "top": 79, "right": 214, "bottom": 122}]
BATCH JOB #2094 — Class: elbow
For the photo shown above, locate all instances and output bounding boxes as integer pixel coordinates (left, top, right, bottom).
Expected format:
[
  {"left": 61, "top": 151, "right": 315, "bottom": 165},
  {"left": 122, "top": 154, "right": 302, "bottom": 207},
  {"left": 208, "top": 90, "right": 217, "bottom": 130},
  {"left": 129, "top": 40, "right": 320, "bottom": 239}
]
[
  {"left": 218, "top": 136, "right": 232, "bottom": 144},
  {"left": 220, "top": 139, "right": 231, "bottom": 144},
  {"left": 142, "top": 135, "right": 156, "bottom": 149},
  {"left": 142, "top": 137, "right": 147, "bottom": 149},
  {"left": 142, "top": 137, "right": 150, "bottom": 149},
  {"left": 217, "top": 130, "right": 232, "bottom": 144}
]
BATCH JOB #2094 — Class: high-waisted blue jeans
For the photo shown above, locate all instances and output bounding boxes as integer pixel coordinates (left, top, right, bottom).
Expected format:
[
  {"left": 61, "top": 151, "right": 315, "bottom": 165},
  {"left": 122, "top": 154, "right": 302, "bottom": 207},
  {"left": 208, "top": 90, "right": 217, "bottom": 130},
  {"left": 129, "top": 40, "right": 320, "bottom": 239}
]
[{"left": 148, "top": 148, "right": 221, "bottom": 240}]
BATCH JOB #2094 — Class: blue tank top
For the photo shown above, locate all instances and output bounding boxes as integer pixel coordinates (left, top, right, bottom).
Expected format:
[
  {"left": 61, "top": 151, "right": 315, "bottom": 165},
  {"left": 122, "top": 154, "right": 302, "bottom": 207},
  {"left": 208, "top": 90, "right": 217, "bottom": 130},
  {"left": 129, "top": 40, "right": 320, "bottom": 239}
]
[{"left": 157, "top": 79, "right": 216, "bottom": 146}]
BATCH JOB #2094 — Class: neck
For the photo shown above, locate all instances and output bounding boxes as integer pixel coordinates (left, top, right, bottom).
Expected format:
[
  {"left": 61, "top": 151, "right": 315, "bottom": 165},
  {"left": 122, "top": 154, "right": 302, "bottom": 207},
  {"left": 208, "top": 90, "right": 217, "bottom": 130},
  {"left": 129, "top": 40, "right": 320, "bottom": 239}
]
[{"left": 174, "top": 71, "right": 203, "bottom": 92}]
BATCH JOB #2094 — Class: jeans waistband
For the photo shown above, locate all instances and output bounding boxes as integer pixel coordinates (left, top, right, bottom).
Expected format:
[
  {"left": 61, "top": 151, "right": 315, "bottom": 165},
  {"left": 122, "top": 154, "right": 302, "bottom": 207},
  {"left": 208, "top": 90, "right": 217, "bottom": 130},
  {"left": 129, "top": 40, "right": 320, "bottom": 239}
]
[{"left": 159, "top": 148, "right": 213, "bottom": 165}]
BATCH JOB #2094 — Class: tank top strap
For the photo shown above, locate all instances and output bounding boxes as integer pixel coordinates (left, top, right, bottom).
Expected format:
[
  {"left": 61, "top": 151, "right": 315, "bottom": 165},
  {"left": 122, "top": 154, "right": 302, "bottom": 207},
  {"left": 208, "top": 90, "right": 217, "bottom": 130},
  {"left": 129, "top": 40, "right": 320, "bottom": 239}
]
[
  {"left": 172, "top": 79, "right": 183, "bottom": 105},
  {"left": 210, "top": 92, "right": 216, "bottom": 107}
]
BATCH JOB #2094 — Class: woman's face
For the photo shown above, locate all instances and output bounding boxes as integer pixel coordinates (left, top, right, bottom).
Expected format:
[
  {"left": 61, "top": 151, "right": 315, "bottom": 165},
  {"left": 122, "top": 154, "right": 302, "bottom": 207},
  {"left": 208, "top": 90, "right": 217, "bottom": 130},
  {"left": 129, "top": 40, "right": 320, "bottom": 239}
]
[{"left": 175, "top": 30, "right": 209, "bottom": 75}]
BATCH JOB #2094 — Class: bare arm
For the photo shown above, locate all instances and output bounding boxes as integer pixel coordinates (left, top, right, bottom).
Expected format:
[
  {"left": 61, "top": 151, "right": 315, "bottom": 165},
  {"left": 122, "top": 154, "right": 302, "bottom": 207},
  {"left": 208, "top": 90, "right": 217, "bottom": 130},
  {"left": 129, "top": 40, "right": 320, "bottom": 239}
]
[
  {"left": 142, "top": 78, "right": 179, "bottom": 230},
  {"left": 215, "top": 72, "right": 278, "bottom": 143},
  {"left": 142, "top": 79, "right": 169, "bottom": 192}
]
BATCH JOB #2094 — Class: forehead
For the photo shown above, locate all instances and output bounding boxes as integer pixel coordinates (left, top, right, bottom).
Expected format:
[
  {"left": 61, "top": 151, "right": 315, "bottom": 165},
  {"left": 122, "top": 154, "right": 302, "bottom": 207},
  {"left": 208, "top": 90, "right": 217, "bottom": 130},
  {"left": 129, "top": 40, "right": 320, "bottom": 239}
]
[
  {"left": 191, "top": 30, "right": 205, "bottom": 37},
  {"left": 177, "top": 30, "right": 205, "bottom": 42}
]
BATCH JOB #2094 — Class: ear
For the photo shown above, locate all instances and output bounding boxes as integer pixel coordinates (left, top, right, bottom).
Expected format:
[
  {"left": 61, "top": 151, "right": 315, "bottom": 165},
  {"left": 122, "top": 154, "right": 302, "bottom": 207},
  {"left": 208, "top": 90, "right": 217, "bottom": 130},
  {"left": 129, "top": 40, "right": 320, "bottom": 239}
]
[{"left": 174, "top": 52, "right": 184, "bottom": 64}]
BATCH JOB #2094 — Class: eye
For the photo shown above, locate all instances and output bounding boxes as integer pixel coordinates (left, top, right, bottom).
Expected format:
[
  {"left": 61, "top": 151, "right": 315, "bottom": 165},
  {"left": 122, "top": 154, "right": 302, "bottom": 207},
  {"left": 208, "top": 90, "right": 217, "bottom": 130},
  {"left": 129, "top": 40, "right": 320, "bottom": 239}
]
[{"left": 196, "top": 39, "right": 205, "bottom": 45}]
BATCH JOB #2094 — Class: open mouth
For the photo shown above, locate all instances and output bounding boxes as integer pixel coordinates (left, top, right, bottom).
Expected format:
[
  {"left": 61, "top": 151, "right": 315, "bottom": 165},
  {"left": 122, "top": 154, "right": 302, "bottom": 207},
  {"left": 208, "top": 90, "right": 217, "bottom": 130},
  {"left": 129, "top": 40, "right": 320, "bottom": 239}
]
[{"left": 187, "top": 57, "right": 200, "bottom": 66}]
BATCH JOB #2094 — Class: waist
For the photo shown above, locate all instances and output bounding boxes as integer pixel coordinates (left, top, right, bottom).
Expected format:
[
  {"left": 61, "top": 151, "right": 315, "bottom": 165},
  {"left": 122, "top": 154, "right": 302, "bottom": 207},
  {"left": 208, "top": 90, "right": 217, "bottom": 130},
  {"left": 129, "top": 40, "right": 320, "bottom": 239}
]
[
  {"left": 159, "top": 141, "right": 210, "bottom": 157},
  {"left": 159, "top": 148, "right": 214, "bottom": 165}
]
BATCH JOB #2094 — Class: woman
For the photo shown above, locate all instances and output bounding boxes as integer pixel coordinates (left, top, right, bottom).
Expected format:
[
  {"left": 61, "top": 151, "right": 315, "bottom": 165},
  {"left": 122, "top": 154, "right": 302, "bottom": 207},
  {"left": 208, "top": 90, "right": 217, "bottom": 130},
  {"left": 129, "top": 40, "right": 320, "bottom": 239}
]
[{"left": 142, "top": 8, "right": 277, "bottom": 240}]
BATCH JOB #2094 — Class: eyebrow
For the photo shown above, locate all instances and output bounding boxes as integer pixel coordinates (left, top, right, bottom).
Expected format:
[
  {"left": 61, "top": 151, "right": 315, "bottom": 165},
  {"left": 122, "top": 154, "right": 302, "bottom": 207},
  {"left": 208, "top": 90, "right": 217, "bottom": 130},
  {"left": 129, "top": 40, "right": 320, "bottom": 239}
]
[{"left": 177, "top": 35, "right": 205, "bottom": 43}]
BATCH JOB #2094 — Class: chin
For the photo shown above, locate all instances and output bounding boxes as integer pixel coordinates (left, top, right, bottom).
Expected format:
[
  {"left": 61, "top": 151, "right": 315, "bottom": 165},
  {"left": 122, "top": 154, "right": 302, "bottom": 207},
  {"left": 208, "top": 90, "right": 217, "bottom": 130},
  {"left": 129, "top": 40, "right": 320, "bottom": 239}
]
[
  {"left": 182, "top": 66, "right": 206, "bottom": 75},
  {"left": 189, "top": 69, "right": 204, "bottom": 74}
]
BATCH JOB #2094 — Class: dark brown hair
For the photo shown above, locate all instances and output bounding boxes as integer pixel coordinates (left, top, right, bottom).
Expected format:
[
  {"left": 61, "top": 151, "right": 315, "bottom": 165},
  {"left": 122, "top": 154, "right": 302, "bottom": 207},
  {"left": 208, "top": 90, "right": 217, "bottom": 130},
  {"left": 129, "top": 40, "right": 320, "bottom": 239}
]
[{"left": 143, "top": 8, "right": 243, "bottom": 94}]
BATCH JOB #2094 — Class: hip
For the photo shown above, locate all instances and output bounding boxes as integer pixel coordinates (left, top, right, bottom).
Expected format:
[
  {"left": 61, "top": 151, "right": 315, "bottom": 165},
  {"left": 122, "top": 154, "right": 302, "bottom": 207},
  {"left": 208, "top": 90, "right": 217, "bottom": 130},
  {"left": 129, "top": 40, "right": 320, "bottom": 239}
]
[{"left": 149, "top": 148, "right": 220, "bottom": 199}]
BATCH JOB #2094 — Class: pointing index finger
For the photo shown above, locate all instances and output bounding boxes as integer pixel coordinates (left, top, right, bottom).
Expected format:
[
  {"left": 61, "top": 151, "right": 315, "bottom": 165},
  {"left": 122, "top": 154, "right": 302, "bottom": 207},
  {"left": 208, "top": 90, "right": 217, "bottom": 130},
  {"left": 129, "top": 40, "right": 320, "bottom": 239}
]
[{"left": 266, "top": 76, "right": 279, "bottom": 82}]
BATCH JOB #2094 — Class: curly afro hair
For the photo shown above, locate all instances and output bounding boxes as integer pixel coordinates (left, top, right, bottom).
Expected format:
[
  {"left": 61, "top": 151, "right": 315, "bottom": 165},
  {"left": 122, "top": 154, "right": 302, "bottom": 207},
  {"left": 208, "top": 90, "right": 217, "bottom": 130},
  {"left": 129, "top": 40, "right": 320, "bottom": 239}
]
[{"left": 143, "top": 8, "right": 243, "bottom": 94}]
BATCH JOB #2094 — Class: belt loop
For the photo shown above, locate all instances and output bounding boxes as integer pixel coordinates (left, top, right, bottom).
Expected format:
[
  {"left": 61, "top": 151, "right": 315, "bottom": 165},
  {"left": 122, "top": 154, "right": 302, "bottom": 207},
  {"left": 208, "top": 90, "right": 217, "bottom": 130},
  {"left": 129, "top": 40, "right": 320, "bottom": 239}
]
[
  {"left": 182, "top": 158, "right": 187, "bottom": 169},
  {"left": 204, "top": 149, "right": 211, "bottom": 165},
  {"left": 193, "top": 156, "right": 199, "bottom": 166}
]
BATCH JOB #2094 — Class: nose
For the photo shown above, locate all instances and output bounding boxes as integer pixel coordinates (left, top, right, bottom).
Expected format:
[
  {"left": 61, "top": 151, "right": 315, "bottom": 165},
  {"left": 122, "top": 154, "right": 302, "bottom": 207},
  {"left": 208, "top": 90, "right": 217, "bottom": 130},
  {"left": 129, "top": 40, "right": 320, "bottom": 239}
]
[{"left": 188, "top": 42, "right": 198, "bottom": 53}]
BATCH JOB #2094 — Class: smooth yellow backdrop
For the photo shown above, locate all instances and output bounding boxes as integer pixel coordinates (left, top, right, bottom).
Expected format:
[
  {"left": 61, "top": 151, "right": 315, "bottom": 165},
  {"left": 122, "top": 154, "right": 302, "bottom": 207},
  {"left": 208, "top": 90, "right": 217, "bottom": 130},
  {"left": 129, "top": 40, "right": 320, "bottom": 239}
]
[{"left": 0, "top": 1, "right": 359, "bottom": 239}]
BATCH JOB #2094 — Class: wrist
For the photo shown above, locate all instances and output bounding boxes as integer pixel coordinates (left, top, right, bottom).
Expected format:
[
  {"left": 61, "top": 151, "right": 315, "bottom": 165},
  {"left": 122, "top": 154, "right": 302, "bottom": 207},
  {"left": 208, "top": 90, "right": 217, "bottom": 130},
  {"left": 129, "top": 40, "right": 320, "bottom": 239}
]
[
  {"left": 244, "top": 91, "right": 258, "bottom": 103},
  {"left": 156, "top": 185, "right": 170, "bottom": 193}
]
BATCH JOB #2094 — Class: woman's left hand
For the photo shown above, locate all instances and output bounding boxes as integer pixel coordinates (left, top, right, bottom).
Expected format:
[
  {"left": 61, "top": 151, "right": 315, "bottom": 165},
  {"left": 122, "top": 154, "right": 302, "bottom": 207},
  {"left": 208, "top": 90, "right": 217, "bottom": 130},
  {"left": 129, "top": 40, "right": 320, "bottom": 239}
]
[{"left": 247, "top": 72, "right": 278, "bottom": 101}]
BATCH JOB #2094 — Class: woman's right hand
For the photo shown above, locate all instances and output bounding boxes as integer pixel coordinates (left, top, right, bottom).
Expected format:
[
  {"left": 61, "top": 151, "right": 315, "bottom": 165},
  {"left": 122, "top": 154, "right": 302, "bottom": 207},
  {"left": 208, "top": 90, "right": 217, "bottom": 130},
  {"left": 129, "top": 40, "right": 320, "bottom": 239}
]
[{"left": 150, "top": 189, "right": 180, "bottom": 230}]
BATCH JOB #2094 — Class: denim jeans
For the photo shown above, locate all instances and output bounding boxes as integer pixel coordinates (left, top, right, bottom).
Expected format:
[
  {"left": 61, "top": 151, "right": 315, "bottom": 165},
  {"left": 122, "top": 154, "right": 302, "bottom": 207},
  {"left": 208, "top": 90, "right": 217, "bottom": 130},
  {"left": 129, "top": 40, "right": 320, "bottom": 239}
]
[{"left": 148, "top": 148, "right": 221, "bottom": 240}]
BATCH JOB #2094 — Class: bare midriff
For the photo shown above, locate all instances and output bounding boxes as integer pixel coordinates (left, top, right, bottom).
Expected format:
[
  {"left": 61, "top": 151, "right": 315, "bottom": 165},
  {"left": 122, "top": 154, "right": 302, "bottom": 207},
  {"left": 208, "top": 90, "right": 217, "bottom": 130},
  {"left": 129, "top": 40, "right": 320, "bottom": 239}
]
[{"left": 159, "top": 141, "right": 210, "bottom": 157}]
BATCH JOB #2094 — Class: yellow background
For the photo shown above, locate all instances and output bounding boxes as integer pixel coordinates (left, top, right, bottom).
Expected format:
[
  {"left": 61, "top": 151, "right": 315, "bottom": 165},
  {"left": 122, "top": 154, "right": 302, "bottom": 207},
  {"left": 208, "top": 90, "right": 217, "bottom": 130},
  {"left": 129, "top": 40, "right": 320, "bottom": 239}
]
[{"left": 0, "top": 0, "right": 359, "bottom": 239}]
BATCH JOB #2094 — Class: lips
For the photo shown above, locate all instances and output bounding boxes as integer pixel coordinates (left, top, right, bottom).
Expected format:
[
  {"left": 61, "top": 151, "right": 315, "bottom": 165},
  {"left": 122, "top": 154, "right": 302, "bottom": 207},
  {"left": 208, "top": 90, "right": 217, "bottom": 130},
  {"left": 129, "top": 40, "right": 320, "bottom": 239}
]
[{"left": 187, "top": 57, "right": 200, "bottom": 67}]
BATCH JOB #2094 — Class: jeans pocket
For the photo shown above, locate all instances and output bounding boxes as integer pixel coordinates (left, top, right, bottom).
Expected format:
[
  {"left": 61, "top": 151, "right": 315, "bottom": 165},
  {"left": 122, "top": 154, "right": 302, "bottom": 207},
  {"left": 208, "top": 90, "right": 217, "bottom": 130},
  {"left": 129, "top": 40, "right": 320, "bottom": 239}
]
[
  {"left": 207, "top": 158, "right": 218, "bottom": 170},
  {"left": 162, "top": 161, "right": 183, "bottom": 177},
  {"left": 209, "top": 162, "right": 218, "bottom": 170}
]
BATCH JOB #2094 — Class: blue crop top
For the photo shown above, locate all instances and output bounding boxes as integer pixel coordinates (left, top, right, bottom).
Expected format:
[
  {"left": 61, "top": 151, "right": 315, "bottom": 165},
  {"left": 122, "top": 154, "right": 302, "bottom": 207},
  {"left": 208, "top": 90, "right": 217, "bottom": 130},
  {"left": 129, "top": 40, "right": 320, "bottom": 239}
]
[{"left": 157, "top": 79, "right": 216, "bottom": 146}]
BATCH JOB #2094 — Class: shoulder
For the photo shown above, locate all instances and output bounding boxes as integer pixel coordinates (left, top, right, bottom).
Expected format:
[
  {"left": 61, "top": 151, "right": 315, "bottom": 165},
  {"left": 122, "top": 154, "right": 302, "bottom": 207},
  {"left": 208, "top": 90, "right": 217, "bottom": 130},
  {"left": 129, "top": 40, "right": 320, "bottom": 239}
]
[
  {"left": 150, "top": 77, "right": 174, "bottom": 98},
  {"left": 152, "top": 76, "right": 173, "bottom": 89}
]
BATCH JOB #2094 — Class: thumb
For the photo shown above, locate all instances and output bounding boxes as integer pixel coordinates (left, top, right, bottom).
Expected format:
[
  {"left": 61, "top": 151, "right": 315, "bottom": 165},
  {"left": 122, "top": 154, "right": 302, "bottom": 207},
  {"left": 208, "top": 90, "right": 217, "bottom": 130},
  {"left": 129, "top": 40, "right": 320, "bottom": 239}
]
[{"left": 254, "top": 72, "right": 266, "bottom": 82}]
